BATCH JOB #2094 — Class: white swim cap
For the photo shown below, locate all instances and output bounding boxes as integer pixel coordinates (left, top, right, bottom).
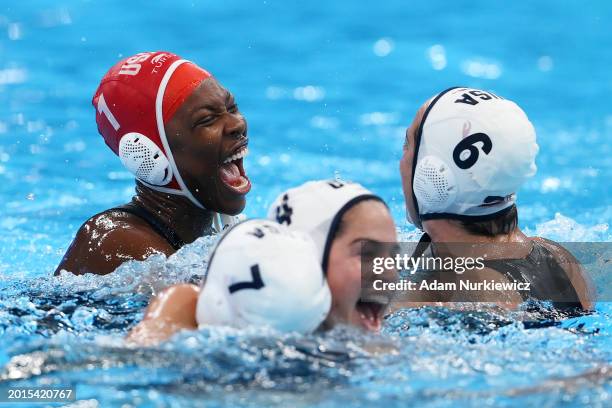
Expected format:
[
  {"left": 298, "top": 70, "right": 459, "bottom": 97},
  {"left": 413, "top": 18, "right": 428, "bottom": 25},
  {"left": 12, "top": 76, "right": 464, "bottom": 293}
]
[
  {"left": 267, "top": 180, "right": 385, "bottom": 273},
  {"left": 409, "top": 87, "right": 539, "bottom": 228},
  {"left": 196, "top": 219, "right": 331, "bottom": 333}
]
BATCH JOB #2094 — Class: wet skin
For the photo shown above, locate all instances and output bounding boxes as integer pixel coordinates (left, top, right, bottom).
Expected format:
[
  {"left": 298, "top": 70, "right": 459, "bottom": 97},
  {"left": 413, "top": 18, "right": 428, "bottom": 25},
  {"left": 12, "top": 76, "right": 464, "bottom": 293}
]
[
  {"left": 127, "top": 199, "right": 399, "bottom": 345},
  {"left": 167, "top": 78, "right": 250, "bottom": 215},
  {"left": 323, "top": 200, "right": 398, "bottom": 332},
  {"left": 126, "top": 284, "right": 200, "bottom": 346},
  {"left": 399, "top": 103, "right": 427, "bottom": 228},
  {"left": 55, "top": 78, "right": 250, "bottom": 276},
  {"left": 397, "top": 101, "right": 593, "bottom": 309}
]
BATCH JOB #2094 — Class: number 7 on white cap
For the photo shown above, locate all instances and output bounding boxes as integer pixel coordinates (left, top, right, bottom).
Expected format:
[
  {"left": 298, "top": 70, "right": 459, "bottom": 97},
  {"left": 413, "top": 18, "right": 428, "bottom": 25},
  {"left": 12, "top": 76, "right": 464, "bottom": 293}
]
[{"left": 97, "top": 93, "right": 120, "bottom": 131}]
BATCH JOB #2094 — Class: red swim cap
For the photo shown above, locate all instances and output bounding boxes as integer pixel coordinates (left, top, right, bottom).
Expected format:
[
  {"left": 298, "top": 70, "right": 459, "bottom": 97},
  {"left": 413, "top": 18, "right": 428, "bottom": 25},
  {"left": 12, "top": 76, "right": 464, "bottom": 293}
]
[{"left": 92, "top": 51, "right": 211, "bottom": 207}]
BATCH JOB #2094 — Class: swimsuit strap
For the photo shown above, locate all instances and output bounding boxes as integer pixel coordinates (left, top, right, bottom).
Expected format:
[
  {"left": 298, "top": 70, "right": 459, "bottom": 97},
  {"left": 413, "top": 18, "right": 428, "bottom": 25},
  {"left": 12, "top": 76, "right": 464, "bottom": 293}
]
[
  {"left": 411, "top": 233, "right": 432, "bottom": 258},
  {"left": 110, "top": 203, "right": 185, "bottom": 251},
  {"left": 483, "top": 241, "right": 581, "bottom": 310}
]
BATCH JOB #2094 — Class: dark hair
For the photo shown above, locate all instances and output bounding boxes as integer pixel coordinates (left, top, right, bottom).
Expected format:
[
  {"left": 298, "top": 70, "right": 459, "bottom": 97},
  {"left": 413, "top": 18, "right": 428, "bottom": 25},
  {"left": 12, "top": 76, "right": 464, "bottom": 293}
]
[
  {"left": 322, "top": 196, "right": 387, "bottom": 274},
  {"left": 331, "top": 197, "right": 388, "bottom": 240},
  {"left": 460, "top": 205, "right": 518, "bottom": 236}
]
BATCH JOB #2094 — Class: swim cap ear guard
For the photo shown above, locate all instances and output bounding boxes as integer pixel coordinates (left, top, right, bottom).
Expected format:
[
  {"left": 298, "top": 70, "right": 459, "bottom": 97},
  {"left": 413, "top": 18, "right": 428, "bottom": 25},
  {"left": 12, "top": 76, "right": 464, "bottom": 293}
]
[
  {"left": 410, "top": 87, "right": 539, "bottom": 230},
  {"left": 93, "top": 51, "right": 242, "bottom": 232},
  {"left": 93, "top": 52, "right": 209, "bottom": 200},
  {"left": 118, "top": 132, "right": 173, "bottom": 186},
  {"left": 413, "top": 155, "right": 458, "bottom": 213}
]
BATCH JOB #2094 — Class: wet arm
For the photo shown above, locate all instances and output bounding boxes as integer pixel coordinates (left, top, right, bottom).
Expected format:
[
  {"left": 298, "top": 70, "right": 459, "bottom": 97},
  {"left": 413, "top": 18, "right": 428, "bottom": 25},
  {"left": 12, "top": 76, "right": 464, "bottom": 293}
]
[{"left": 126, "top": 284, "right": 200, "bottom": 346}]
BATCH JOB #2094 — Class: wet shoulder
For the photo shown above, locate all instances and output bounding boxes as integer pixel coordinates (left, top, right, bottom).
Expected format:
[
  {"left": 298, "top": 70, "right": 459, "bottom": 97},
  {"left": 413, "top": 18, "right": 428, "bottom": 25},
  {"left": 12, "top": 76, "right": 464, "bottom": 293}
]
[
  {"left": 55, "top": 209, "right": 175, "bottom": 275},
  {"left": 81, "top": 209, "right": 174, "bottom": 250},
  {"left": 530, "top": 237, "right": 579, "bottom": 264},
  {"left": 531, "top": 236, "right": 594, "bottom": 309}
]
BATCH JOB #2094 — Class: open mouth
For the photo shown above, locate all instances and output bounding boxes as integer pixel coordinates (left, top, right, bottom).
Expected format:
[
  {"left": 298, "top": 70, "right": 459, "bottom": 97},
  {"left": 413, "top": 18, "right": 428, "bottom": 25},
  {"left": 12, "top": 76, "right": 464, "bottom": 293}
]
[
  {"left": 219, "top": 143, "right": 251, "bottom": 195},
  {"left": 356, "top": 296, "right": 388, "bottom": 332}
]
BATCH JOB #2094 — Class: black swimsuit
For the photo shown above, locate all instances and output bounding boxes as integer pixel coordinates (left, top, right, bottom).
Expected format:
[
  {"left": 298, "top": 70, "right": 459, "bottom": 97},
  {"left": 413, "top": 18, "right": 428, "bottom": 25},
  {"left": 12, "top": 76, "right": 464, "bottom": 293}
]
[
  {"left": 109, "top": 203, "right": 185, "bottom": 250},
  {"left": 412, "top": 234, "right": 582, "bottom": 310},
  {"left": 483, "top": 241, "right": 582, "bottom": 309}
]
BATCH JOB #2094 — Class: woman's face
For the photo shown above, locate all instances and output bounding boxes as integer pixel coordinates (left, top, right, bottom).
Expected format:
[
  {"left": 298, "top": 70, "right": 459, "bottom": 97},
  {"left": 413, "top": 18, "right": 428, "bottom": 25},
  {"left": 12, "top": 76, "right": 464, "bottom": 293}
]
[
  {"left": 165, "top": 78, "right": 250, "bottom": 215},
  {"left": 400, "top": 102, "right": 428, "bottom": 226},
  {"left": 324, "top": 200, "right": 397, "bottom": 332}
]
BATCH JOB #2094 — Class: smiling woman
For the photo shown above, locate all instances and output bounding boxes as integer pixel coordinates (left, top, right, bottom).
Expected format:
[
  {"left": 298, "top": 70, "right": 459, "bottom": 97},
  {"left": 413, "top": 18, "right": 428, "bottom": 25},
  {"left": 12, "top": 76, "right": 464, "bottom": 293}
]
[
  {"left": 267, "top": 180, "right": 398, "bottom": 332},
  {"left": 54, "top": 51, "right": 251, "bottom": 276},
  {"left": 164, "top": 77, "right": 251, "bottom": 213}
]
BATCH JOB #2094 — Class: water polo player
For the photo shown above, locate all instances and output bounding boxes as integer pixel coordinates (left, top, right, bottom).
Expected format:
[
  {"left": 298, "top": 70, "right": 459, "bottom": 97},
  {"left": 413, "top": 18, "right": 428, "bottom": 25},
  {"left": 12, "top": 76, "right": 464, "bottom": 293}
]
[
  {"left": 127, "top": 219, "right": 331, "bottom": 345},
  {"left": 399, "top": 87, "right": 592, "bottom": 309},
  {"left": 55, "top": 51, "right": 250, "bottom": 276},
  {"left": 267, "top": 180, "right": 398, "bottom": 332}
]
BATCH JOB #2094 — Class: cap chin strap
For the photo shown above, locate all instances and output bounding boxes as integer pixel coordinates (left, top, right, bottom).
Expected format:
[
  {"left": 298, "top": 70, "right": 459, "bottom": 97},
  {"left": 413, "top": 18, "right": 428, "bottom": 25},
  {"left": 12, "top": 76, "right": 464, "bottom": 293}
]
[
  {"left": 140, "top": 177, "right": 239, "bottom": 233},
  {"left": 411, "top": 87, "right": 521, "bottom": 230},
  {"left": 142, "top": 59, "right": 238, "bottom": 233},
  {"left": 408, "top": 88, "right": 459, "bottom": 253},
  {"left": 154, "top": 59, "right": 205, "bottom": 210},
  {"left": 411, "top": 232, "right": 432, "bottom": 258},
  {"left": 411, "top": 87, "right": 459, "bottom": 230}
]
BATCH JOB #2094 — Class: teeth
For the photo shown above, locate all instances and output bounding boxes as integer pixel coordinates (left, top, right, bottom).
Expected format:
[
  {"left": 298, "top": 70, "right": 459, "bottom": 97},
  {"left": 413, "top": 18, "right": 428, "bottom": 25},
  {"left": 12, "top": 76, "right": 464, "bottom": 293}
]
[{"left": 223, "top": 147, "right": 248, "bottom": 164}]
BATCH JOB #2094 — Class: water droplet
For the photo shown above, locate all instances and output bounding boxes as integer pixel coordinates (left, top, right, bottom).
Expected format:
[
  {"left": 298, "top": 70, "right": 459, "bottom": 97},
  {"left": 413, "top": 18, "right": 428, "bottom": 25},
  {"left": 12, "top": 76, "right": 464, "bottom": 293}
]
[
  {"left": 537, "top": 56, "right": 554, "bottom": 72},
  {"left": 373, "top": 38, "right": 394, "bottom": 57},
  {"left": 427, "top": 44, "right": 447, "bottom": 70}
]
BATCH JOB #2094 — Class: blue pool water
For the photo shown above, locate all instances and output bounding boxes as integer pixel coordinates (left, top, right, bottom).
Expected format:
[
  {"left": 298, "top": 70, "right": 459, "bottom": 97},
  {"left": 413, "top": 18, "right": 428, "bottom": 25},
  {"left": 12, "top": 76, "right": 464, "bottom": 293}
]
[{"left": 0, "top": 1, "right": 611, "bottom": 407}]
